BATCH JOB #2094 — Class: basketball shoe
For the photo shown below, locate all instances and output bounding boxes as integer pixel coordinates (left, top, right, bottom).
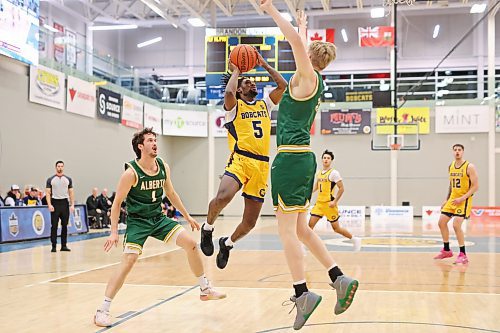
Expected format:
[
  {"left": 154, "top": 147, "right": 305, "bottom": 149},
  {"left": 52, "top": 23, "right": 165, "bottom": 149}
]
[
  {"left": 434, "top": 249, "right": 453, "bottom": 259},
  {"left": 200, "top": 285, "right": 227, "bottom": 301},
  {"left": 94, "top": 309, "right": 112, "bottom": 327},
  {"left": 454, "top": 252, "right": 469, "bottom": 264},
  {"left": 200, "top": 223, "right": 214, "bottom": 256},
  {"left": 288, "top": 292, "right": 322, "bottom": 330},
  {"left": 330, "top": 275, "right": 359, "bottom": 315}
]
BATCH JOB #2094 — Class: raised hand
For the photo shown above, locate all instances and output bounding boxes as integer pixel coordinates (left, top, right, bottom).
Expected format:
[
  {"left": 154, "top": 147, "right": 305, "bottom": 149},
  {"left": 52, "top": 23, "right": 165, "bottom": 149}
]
[
  {"left": 260, "top": 0, "right": 273, "bottom": 11},
  {"left": 296, "top": 10, "right": 307, "bottom": 28}
]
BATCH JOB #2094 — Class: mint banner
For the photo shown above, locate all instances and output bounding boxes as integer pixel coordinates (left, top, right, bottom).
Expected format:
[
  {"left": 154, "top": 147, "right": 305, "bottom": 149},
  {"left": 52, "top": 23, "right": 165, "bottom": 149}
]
[
  {"left": 320, "top": 109, "right": 371, "bottom": 135},
  {"left": 97, "top": 87, "right": 121, "bottom": 122}
]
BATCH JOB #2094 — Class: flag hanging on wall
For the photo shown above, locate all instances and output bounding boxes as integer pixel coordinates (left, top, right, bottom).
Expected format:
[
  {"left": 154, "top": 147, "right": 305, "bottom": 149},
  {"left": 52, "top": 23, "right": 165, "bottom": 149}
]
[
  {"left": 307, "top": 29, "right": 335, "bottom": 45},
  {"left": 358, "top": 26, "right": 394, "bottom": 47}
]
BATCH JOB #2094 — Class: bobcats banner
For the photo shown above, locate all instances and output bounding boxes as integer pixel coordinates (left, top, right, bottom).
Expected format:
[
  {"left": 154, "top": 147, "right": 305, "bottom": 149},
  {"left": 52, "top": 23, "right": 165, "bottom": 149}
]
[{"left": 320, "top": 109, "right": 371, "bottom": 135}]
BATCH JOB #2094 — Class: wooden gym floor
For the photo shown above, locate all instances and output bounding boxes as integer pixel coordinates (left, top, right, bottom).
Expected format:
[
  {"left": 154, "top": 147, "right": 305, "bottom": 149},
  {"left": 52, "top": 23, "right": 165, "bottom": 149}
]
[{"left": 0, "top": 216, "right": 498, "bottom": 332}]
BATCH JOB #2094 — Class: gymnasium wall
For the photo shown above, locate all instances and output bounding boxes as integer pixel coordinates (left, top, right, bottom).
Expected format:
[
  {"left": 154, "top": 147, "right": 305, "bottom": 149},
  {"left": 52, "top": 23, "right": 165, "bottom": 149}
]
[{"left": 0, "top": 58, "right": 172, "bottom": 203}]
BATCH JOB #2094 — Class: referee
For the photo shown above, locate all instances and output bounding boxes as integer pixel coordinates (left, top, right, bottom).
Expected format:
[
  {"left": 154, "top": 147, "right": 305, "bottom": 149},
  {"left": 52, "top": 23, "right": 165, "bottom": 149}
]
[{"left": 46, "top": 160, "right": 75, "bottom": 252}]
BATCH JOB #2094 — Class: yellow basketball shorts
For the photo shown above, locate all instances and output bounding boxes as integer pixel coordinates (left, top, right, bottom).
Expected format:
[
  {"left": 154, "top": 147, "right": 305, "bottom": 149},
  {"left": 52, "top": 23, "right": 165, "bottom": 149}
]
[
  {"left": 310, "top": 201, "right": 340, "bottom": 223},
  {"left": 224, "top": 152, "right": 269, "bottom": 202},
  {"left": 441, "top": 196, "right": 472, "bottom": 218}
]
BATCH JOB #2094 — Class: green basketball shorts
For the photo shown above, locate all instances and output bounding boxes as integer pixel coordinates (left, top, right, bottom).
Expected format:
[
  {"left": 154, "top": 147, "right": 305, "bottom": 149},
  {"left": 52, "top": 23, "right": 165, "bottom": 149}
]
[
  {"left": 271, "top": 151, "right": 316, "bottom": 213},
  {"left": 124, "top": 214, "right": 183, "bottom": 254}
]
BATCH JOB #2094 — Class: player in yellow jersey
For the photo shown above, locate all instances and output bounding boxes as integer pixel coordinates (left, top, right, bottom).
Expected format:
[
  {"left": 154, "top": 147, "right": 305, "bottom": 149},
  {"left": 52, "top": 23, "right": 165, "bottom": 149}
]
[
  {"left": 309, "top": 150, "right": 361, "bottom": 251},
  {"left": 434, "top": 144, "right": 478, "bottom": 264},
  {"left": 200, "top": 51, "right": 287, "bottom": 269}
]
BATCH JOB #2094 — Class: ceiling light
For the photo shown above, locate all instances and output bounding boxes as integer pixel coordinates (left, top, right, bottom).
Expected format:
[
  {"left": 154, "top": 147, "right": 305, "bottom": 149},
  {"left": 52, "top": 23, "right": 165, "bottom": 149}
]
[
  {"left": 89, "top": 24, "right": 138, "bottom": 31},
  {"left": 371, "top": 7, "right": 385, "bottom": 18},
  {"left": 43, "top": 24, "right": 59, "bottom": 33},
  {"left": 188, "top": 18, "right": 205, "bottom": 27},
  {"left": 470, "top": 3, "right": 486, "bottom": 13},
  {"left": 137, "top": 37, "right": 162, "bottom": 48},
  {"left": 280, "top": 12, "right": 293, "bottom": 22},
  {"left": 341, "top": 29, "right": 348, "bottom": 42},
  {"left": 432, "top": 24, "right": 440, "bottom": 39}
]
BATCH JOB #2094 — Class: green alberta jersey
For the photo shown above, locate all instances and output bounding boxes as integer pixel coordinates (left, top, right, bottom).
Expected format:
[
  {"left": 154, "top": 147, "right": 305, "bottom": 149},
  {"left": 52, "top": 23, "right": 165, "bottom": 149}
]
[
  {"left": 276, "top": 71, "right": 324, "bottom": 147},
  {"left": 125, "top": 157, "right": 166, "bottom": 218}
]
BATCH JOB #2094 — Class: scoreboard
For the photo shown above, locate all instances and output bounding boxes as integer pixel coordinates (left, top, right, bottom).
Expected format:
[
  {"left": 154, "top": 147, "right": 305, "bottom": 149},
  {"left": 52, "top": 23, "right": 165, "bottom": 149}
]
[{"left": 205, "top": 29, "right": 295, "bottom": 99}]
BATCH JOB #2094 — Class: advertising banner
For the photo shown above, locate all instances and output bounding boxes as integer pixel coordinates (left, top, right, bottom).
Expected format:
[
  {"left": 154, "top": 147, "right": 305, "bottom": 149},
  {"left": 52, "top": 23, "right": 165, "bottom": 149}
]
[
  {"left": 162, "top": 109, "right": 208, "bottom": 137},
  {"left": 320, "top": 109, "right": 371, "bottom": 135},
  {"left": 376, "top": 107, "right": 430, "bottom": 134},
  {"left": 370, "top": 206, "right": 414, "bottom": 233},
  {"left": 53, "top": 22, "right": 65, "bottom": 64},
  {"left": 421, "top": 205, "right": 465, "bottom": 233},
  {"left": 97, "top": 87, "right": 121, "bottom": 122},
  {"left": 144, "top": 104, "right": 162, "bottom": 134},
  {"left": 435, "top": 105, "right": 489, "bottom": 133},
  {"left": 338, "top": 205, "right": 366, "bottom": 235},
  {"left": 121, "top": 96, "right": 144, "bottom": 129},
  {"left": 66, "top": 76, "right": 96, "bottom": 118},
  {"left": 0, "top": 205, "right": 88, "bottom": 243},
  {"left": 211, "top": 109, "right": 228, "bottom": 137},
  {"left": 29, "top": 65, "right": 65, "bottom": 109}
]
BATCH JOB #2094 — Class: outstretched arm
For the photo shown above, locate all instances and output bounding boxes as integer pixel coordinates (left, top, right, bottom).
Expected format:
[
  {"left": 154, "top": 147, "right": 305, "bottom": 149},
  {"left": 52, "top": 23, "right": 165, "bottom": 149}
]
[
  {"left": 224, "top": 61, "right": 241, "bottom": 111},
  {"left": 255, "top": 50, "right": 287, "bottom": 104},
  {"left": 261, "top": 0, "right": 315, "bottom": 80},
  {"left": 297, "top": 10, "right": 308, "bottom": 47}
]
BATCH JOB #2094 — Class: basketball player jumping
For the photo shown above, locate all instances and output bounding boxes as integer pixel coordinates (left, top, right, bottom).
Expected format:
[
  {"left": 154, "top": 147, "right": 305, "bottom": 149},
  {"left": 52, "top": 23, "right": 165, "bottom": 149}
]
[
  {"left": 309, "top": 150, "right": 361, "bottom": 251},
  {"left": 94, "top": 128, "right": 225, "bottom": 327},
  {"left": 434, "top": 144, "right": 478, "bottom": 264},
  {"left": 200, "top": 50, "right": 287, "bottom": 269},
  {"left": 261, "top": 2, "right": 358, "bottom": 330}
]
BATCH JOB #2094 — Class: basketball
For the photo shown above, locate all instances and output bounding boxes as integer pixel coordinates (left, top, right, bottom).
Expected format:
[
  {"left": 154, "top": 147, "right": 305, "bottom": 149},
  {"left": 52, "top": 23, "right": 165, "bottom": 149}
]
[{"left": 229, "top": 44, "right": 257, "bottom": 73}]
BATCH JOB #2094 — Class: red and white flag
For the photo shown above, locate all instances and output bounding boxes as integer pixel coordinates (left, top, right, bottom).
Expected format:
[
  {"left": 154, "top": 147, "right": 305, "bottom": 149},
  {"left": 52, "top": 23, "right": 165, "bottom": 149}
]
[
  {"left": 307, "top": 29, "right": 335, "bottom": 45},
  {"left": 358, "top": 26, "right": 394, "bottom": 47}
]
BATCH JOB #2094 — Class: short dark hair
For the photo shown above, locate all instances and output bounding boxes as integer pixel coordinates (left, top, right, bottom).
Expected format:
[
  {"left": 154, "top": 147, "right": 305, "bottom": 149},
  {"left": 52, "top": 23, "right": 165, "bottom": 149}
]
[
  {"left": 322, "top": 150, "right": 334, "bottom": 160},
  {"left": 453, "top": 144, "right": 464, "bottom": 150},
  {"left": 55, "top": 160, "right": 64, "bottom": 166},
  {"left": 132, "top": 127, "right": 156, "bottom": 159}
]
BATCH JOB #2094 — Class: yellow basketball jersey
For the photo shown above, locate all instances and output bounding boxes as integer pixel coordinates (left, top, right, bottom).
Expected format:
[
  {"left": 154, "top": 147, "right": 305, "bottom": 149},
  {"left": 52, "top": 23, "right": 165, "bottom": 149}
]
[
  {"left": 225, "top": 99, "right": 271, "bottom": 157},
  {"left": 316, "top": 168, "right": 336, "bottom": 203},
  {"left": 449, "top": 161, "right": 470, "bottom": 198}
]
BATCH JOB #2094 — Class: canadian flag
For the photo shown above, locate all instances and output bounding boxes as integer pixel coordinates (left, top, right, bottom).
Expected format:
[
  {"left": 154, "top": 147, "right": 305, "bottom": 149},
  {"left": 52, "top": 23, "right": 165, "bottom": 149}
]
[
  {"left": 358, "top": 26, "right": 394, "bottom": 47},
  {"left": 307, "top": 29, "right": 335, "bottom": 45}
]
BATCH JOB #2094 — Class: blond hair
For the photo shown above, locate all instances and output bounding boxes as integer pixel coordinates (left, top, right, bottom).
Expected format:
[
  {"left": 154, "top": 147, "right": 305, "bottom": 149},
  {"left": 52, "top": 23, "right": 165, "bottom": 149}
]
[{"left": 308, "top": 41, "right": 337, "bottom": 71}]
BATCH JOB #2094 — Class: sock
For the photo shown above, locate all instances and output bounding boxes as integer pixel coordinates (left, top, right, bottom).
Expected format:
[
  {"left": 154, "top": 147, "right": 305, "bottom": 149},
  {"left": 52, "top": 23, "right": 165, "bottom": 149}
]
[
  {"left": 198, "top": 274, "right": 209, "bottom": 290},
  {"left": 443, "top": 242, "right": 450, "bottom": 251},
  {"left": 100, "top": 296, "right": 112, "bottom": 312},
  {"left": 293, "top": 280, "right": 308, "bottom": 298},
  {"left": 459, "top": 246, "right": 466, "bottom": 254},
  {"left": 328, "top": 265, "right": 343, "bottom": 283},
  {"left": 203, "top": 223, "right": 214, "bottom": 231},
  {"left": 225, "top": 237, "right": 234, "bottom": 247}
]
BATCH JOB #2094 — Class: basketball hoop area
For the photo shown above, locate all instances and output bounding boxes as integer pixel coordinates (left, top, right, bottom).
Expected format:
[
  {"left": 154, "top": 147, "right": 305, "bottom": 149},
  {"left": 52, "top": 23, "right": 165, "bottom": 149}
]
[{"left": 371, "top": 122, "right": 421, "bottom": 151}]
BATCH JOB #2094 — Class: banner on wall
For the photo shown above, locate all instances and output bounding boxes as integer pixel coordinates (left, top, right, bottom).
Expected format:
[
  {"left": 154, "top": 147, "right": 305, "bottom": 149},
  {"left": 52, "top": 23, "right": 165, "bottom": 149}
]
[
  {"left": 38, "top": 17, "right": 48, "bottom": 60},
  {"left": 376, "top": 107, "right": 430, "bottom": 134},
  {"left": 370, "top": 206, "right": 413, "bottom": 233},
  {"left": 65, "top": 29, "right": 77, "bottom": 68},
  {"left": 97, "top": 87, "right": 121, "bottom": 122},
  {"left": 144, "top": 104, "right": 162, "bottom": 134},
  {"left": 29, "top": 65, "right": 65, "bottom": 110},
  {"left": 163, "top": 110, "right": 208, "bottom": 137},
  {"left": 66, "top": 76, "right": 95, "bottom": 118},
  {"left": 435, "top": 105, "right": 489, "bottom": 133},
  {"left": 421, "top": 205, "right": 465, "bottom": 233},
  {"left": 121, "top": 96, "right": 143, "bottom": 129},
  {"left": 211, "top": 109, "right": 228, "bottom": 137},
  {"left": 307, "top": 29, "right": 335, "bottom": 45},
  {"left": 0, "top": 205, "right": 88, "bottom": 243},
  {"left": 53, "top": 22, "right": 65, "bottom": 64},
  {"left": 320, "top": 109, "right": 371, "bottom": 135}
]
